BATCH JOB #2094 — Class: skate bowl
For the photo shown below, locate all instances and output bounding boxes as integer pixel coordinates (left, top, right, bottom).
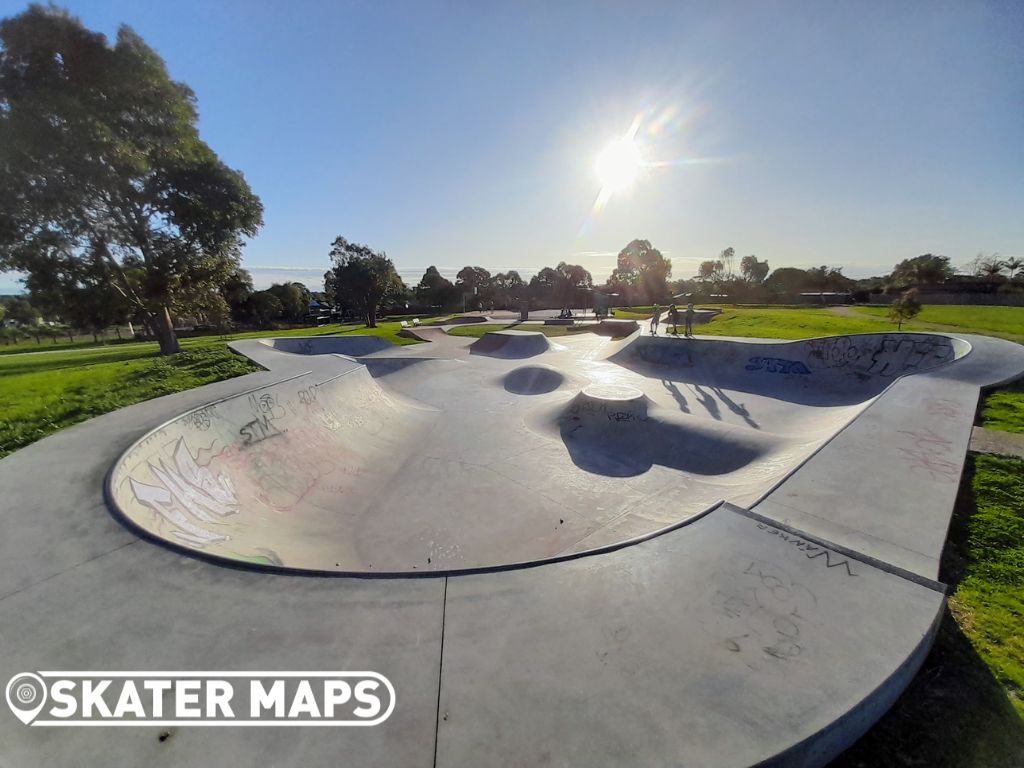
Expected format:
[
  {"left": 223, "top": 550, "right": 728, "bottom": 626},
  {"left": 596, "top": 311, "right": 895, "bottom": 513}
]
[{"left": 107, "top": 330, "right": 970, "bottom": 575}]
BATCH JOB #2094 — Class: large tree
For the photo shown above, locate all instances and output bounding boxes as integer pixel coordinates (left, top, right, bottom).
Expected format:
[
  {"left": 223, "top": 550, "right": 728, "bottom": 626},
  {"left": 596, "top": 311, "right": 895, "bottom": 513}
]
[
  {"left": 610, "top": 239, "right": 672, "bottom": 303},
  {"left": 0, "top": 6, "right": 262, "bottom": 354},
  {"left": 324, "top": 237, "right": 405, "bottom": 327},
  {"left": 890, "top": 254, "right": 954, "bottom": 286}
]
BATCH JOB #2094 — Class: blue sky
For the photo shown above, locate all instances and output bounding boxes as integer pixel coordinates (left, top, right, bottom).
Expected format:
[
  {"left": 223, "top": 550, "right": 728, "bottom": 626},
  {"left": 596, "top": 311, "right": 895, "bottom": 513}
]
[{"left": 1, "top": 0, "right": 1022, "bottom": 292}]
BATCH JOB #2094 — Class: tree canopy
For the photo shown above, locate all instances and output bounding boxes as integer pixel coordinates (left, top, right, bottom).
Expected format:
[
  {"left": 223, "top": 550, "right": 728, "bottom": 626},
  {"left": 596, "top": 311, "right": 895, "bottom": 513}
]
[
  {"left": 890, "top": 254, "right": 954, "bottom": 286},
  {"left": 609, "top": 239, "right": 671, "bottom": 303},
  {"left": 0, "top": 5, "right": 262, "bottom": 353},
  {"left": 324, "top": 237, "right": 405, "bottom": 327}
]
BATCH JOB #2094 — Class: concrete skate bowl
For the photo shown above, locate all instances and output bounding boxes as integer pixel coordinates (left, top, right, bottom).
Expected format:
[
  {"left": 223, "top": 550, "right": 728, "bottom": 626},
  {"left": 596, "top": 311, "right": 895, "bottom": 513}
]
[
  {"left": 260, "top": 335, "right": 396, "bottom": 357},
  {"left": 609, "top": 332, "right": 971, "bottom": 406},
  {"left": 107, "top": 330, "right": 970, "bottom": 577}
]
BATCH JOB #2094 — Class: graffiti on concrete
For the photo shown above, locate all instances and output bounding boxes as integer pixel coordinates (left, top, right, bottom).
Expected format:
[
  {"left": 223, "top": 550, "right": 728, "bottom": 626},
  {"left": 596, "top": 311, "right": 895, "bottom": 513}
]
[
  {"left": 897, "top": 426, "right": 960, "bottom": 482},
  {"left": 805, "top": 335, "right": 955, "bottom": 377},
  {"left": 709, "top": 558, "right": 817, "bottom": 663},
  {"left": 129, "top": 437, "right": 237, "bottom": 546},
  {"left": 756, "top": 522, "right": 857, "bottom": 576},
  {"left": 745, "top": 357, "right": 812, "bottom": 375},
  {"left": 183, "top": 406, "right": 216, "bottom": 432}
]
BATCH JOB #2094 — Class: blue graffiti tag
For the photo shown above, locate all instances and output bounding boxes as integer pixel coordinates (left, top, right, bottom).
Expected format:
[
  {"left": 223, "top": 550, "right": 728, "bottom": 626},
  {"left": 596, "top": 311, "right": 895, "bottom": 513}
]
[{"left": 745, "top": 357, "right": 812, "bottom": 374}]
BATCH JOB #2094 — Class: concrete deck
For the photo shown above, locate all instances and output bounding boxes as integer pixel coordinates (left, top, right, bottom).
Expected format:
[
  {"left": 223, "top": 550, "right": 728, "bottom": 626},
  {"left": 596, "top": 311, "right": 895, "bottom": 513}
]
[{"left": 2, "top": 326, "right": 1023, "bottom": 767}]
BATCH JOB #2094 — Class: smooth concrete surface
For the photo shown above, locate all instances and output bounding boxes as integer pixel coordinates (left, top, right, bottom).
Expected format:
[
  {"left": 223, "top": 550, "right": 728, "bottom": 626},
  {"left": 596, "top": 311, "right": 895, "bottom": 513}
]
[
  {"left": 2, "top": 327, "right": 1023, "bottom": 767},
  {"left": 105, "top": 332, "right": 968, "bottom": 574}
]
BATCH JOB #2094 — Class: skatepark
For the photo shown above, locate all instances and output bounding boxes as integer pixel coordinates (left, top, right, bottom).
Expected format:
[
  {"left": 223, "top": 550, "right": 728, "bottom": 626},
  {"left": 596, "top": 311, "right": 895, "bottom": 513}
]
[{"left": 3, "top": 324, "right": 1024, "bottom": 766}]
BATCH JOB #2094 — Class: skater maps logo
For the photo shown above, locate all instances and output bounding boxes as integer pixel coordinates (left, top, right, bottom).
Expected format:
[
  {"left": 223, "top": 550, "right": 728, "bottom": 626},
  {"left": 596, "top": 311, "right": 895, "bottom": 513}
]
[{"left": 5, "top": 671, "right": 394, "bottom": 726}]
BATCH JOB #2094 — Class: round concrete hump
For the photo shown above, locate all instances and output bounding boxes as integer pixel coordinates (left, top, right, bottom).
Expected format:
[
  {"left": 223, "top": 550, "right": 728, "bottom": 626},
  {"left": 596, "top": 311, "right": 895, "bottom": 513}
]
[
  {"left": 469, "top": 330, "right": 561, "bottom": 359},
  {"left": 503, "top": 365, "right": 569, "bottom": 395},
  {"left": 572, "top": 384, "right": 649, "bottom": 421}
]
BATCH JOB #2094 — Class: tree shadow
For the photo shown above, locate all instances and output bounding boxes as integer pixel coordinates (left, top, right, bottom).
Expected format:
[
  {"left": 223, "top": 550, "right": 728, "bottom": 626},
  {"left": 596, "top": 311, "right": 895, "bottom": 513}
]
[{"left": 829, "top": 455, "right": 1024, "bottom": 767}]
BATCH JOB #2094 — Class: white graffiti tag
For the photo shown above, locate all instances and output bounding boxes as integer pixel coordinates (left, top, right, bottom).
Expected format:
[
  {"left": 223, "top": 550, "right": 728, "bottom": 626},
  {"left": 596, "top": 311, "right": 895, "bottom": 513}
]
[{"left": 129, "top": 438, "right": 238, "bottom": 546}]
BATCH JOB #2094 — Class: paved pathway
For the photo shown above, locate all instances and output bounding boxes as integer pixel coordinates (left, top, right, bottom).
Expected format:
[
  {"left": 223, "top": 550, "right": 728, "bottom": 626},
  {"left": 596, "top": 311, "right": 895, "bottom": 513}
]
[{"left": 970, "top": 426, "right": 1024, "bottom": 458}]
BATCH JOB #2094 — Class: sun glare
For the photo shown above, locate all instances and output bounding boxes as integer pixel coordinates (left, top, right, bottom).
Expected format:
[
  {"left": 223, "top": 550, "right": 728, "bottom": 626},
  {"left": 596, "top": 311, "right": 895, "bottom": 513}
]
[{"left": 595, "top": 137, "right": 642, "bottom": 192}]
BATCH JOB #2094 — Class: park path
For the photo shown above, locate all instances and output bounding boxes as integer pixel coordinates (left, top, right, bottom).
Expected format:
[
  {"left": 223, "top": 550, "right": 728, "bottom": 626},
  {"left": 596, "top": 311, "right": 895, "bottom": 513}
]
[{"left": 969, "top": 426, "right": 1024, "bottom": 458}]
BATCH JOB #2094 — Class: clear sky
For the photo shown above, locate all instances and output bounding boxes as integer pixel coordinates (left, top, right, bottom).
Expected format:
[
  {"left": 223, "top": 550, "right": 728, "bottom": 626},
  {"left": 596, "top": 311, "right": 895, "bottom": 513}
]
[{"left": 1, "top": 0, "right": 1022, "bottom": 293}]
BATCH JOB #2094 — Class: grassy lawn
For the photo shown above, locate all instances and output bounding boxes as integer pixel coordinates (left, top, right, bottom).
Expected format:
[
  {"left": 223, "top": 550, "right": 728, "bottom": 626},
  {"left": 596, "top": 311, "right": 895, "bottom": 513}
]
[
  {"left": 697, "top": 306, "right": 892, "bottom": 338},
  {"left": 0, "top": 321, "right": 423, "bottom": 458},
  {"left": 982, "top": 380, "right": 1024, "bottom": 434},
  {"left": 852, "top": 305, "right": 1024, "bottom": 345}
]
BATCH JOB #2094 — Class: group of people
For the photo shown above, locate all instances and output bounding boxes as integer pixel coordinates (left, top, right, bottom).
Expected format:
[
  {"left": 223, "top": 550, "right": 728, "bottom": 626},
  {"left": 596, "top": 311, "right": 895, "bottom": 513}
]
[{"left": 650, "top": 300, "right": 695, "bottom": 337}]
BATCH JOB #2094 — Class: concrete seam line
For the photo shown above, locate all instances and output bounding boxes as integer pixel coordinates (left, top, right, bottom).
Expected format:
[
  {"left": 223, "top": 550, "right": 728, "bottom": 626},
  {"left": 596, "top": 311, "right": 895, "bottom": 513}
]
[
  {"left": 0, "top": 538, "right": 140, "bottom": 605},
  {"left": 727, "top": 503, "right": 947, "bottom": 593},
  {"left": 433, "top": 576, "right": 448, "bottom": 768}
]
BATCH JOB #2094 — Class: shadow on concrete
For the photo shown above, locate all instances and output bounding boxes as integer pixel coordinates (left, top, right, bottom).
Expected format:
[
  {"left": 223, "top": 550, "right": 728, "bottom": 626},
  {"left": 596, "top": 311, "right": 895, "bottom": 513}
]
[
  {"left": 558, "top": 414, "right": 770, "bottom": 478},
  {"left": 829, "top": 456, "right": 1024, "bottom": 768}
]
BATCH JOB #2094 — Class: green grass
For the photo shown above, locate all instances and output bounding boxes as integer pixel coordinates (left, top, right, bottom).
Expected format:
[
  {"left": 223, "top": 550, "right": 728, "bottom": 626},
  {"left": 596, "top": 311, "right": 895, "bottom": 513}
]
[
  {"left": 0, "top": 321, "right": 425, "bottom": 458},
  {"left": 852, "top": 305, "right": 1024, "bottom": 344},
  {"left": 982, "top": 379, "right": 1024, "bottom": 434},
  {"left": 0, "top": 346, "right": 256, "bottom": 458},
  {"left": 699, "top": 307, "right": 890, "bottom": 338}
]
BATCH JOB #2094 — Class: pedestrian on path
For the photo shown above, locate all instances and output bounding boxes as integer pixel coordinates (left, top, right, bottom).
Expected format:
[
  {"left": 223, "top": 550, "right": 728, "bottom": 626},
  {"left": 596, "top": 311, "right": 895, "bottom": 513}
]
[{"left": 685, "top": 300, "right": 695, "bottom": 337}]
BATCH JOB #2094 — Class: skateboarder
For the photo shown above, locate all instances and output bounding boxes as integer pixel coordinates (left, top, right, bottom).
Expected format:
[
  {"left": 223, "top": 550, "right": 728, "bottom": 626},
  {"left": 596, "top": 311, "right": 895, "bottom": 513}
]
[
  {"left": 685, "top": 300, "right": 695, "bottom": 337},
  {"left": 666, "top": 303, "right": 679, "bottom": 335},
  {"left": 650, "top": 304, "right": 661, "bottom": 335}
]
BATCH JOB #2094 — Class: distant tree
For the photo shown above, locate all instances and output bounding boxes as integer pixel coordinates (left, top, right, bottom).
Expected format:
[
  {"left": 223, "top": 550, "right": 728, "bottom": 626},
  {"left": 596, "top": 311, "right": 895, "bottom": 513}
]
[
  {"left": 491, "top": 270, "right": 525, "bottom": 309},
  {"left": 889, "top": 288, "right": 922, "bottom": 330},
  {"left": 324, "top": 237, "right": 405, "bottom": 327},
  {"left": 739, "top": 255, "right": 770, "bottom": 284},
  {"left": 718, "top": 247, "right": 736, "bottom": 280},
  {"left": 414, "top": 266, "right": 459, "bottom": 311},
  {"left": 979, "top": 256, "right": 1007, "bottom": 279},
  {"left": 1005, "top": 256, "right": 1023, "bottom": 280},
  {"left": 764, "top": 267, "right": 811, "bottom": 295},
  {"left": 247, "top": 291, "right": 283, "bottom": 329},
  {"left": 3, "top": 295, "right": 38, "bottom": 325},
  {"left": 0, "top": 6, "right": 263, "bottom": 354},
  {"left": 265, "top": 282, "right": 310, "bottom": 323},
  {"left": 696, "top": 260, "right": 723, "bottom": 284},
  {"left": 890, "top": 254, "right": 954, "bottom": 286},
  {"left": 610, "top": 240, "right": 671, "bottom": 303},
  {"left": 455, "top": 266, "right": 492, "bottom": 310},
  {"left": 553, "top": 262, "right": 593, "bottom": 307},
  {"left": 220, "top": 267, "right": 254, "bottom": 322}
]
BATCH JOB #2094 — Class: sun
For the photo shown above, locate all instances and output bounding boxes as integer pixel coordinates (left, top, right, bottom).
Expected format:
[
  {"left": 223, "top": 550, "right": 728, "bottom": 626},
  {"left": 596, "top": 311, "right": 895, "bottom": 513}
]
[{"left": 595, "top": 137, "right": 642, "bottom": 193}]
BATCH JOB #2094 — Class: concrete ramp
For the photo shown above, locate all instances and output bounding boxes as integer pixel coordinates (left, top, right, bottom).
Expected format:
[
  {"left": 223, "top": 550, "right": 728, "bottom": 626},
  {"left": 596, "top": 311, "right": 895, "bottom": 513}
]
[{"left": 469, "top": 330, "right": 563, "bottom": 358}]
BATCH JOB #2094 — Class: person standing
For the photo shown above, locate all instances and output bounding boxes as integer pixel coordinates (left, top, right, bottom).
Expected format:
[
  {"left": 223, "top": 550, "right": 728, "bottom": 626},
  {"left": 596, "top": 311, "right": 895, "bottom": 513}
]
[
  {"left": 666, "top": 303, "right": 679, "bottom": 335},
  {"left": 650, "top": 304, "right": 662, "bottom": 335},
  {"left": 685, "top": 300, "right": 695, "bottom": 337}
]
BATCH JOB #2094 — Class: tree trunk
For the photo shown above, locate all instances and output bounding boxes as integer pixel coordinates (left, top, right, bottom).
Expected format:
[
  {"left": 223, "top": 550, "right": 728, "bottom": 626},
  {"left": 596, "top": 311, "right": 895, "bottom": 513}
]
[
  {"left": 152, "top": 306, "right": 181, "bottom": 355},
  {"left": 366, "top": 306, "right": 377, "bottom": 328}
]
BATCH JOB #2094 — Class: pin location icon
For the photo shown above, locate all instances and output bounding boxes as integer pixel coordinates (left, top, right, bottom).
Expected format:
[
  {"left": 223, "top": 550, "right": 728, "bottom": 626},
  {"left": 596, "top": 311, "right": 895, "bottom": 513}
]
[{"left": 6, "top": 673, "right": 47, "bottom": 725}]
